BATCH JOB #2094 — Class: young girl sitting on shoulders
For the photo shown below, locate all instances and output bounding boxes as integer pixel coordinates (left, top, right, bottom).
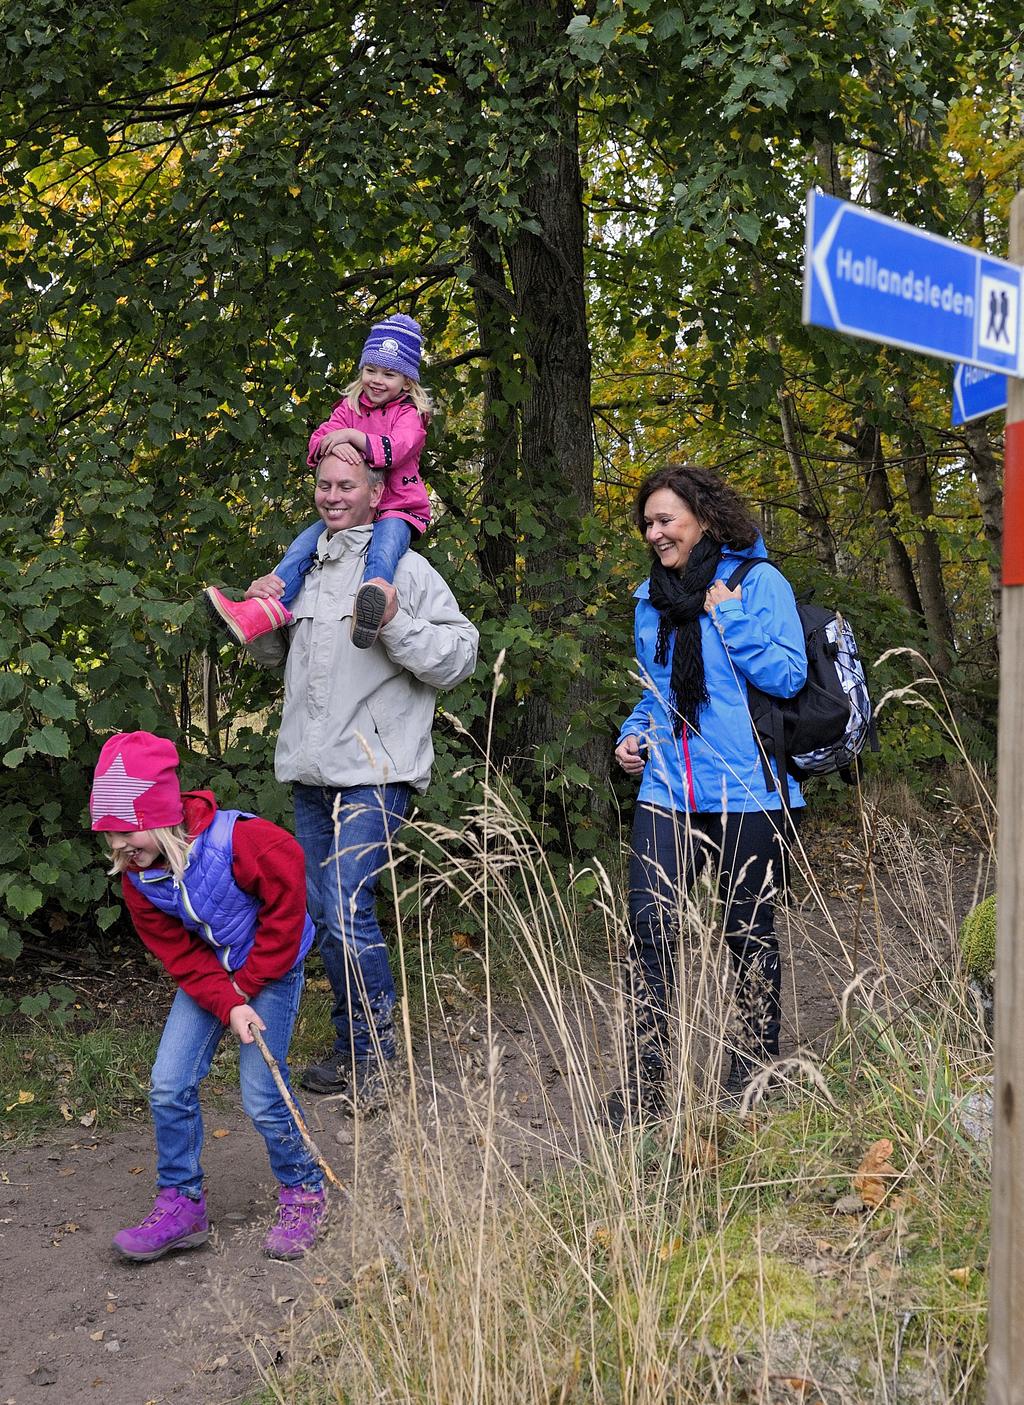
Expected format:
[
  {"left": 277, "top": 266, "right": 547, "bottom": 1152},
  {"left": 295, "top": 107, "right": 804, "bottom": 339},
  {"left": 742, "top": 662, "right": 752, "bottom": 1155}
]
[
  {"left": 89, "top": 730, "right": 327, "bottom": 1262},
  {"left": 206, "top": 313, "right": 432, "bottom": 650}
]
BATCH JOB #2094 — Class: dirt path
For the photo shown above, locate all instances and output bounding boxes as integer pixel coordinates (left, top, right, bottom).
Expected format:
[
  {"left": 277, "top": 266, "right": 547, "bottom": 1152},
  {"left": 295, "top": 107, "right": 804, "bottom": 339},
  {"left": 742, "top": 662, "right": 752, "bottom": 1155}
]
[{"left": 0, "top": 832, "right": 978, "bottom": 1404}]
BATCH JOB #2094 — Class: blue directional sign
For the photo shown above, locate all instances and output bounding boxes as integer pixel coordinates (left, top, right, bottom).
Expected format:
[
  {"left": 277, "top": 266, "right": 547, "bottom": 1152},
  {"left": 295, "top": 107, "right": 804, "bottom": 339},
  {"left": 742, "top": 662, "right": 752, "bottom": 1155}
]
[
  {"left": 804, "top": 190, "right": 1024, "bottom": 377},
  {"left": 952, "top": 363, "right": 1008, "bottom": 426}
]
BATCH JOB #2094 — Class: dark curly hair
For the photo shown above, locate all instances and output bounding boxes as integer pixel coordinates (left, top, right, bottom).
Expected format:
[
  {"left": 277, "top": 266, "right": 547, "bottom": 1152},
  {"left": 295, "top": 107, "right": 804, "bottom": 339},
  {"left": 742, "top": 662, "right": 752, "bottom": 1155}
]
[{"left": 633, "top": 464, "right": 760, "bottom": 549}]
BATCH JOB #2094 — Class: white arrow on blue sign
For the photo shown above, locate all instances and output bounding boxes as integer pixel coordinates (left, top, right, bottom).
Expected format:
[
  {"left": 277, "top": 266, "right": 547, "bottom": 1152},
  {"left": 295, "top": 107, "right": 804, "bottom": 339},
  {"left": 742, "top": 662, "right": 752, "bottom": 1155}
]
[
  {"left": 803, "top": 190, "right": 1024, "bottom": 377},
  {"left": 952, "top": 363, "right": 1008, "bottom": 426}
]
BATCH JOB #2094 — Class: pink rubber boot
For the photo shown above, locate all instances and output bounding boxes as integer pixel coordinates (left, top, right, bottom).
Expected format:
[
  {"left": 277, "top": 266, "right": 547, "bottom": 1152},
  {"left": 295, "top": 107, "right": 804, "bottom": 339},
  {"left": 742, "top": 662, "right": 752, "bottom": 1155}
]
[{"left": 204, "top": 586, "right": 293, "bottom": 644}]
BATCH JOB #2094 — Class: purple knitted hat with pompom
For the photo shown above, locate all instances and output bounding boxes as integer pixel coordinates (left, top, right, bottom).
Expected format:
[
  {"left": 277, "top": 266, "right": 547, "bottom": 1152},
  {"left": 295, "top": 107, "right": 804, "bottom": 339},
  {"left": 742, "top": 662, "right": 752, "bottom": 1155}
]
[{"left": 359, "top": 314, "right": 423, "bottom": 382}]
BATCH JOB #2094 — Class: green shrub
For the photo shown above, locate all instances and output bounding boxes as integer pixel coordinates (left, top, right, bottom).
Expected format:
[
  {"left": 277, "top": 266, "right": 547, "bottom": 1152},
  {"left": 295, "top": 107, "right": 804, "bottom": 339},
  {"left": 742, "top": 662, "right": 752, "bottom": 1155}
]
[{"left": 959, "top": 895, "right": 996, "bottom": 981}]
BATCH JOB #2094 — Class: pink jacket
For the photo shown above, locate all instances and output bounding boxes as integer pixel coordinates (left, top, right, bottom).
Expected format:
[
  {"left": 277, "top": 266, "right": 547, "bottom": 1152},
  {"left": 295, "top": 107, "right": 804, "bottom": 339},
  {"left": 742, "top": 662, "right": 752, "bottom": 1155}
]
[{"left": 307, "top": 393, "right": 430, "bottom": 535}]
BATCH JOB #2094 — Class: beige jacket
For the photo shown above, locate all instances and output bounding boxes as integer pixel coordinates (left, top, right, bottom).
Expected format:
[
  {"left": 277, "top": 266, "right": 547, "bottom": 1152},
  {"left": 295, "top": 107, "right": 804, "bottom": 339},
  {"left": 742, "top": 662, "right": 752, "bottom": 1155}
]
[{"left": 249, "top": 524, "right": 479, "bottom": 792}]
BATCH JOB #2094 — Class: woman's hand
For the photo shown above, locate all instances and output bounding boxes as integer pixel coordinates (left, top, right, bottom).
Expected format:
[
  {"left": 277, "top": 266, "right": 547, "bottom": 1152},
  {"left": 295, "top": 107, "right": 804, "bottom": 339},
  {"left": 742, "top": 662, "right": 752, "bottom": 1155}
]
[
  {"left": 614, "top": 734, "right": 646, "bottom": 777},
  {"left": 246, "top": 573, "right": 286, "bottom": 600},
  {"left": 704, "top": 579, "right": 741, "bottom": 614},
  {"left": 229, "top": 1003, "right": 265, "bottom": 1045}
]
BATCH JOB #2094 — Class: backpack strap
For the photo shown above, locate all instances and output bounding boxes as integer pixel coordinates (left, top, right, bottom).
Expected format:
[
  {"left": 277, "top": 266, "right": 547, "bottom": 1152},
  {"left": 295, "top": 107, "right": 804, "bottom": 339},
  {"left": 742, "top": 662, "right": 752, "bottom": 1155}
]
[
  {"left": 725, "top": 557, "right": 765, "bottom": 592},
  {"left": 723, "top": 557, "right": 790, "bottom": 807}
]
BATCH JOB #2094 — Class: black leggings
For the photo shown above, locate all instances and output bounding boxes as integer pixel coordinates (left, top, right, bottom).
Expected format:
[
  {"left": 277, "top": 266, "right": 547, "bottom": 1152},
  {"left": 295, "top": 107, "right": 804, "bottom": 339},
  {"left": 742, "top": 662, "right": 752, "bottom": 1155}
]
[{"left": 626, "top": 804, "right": 795, "bottom": 1071}]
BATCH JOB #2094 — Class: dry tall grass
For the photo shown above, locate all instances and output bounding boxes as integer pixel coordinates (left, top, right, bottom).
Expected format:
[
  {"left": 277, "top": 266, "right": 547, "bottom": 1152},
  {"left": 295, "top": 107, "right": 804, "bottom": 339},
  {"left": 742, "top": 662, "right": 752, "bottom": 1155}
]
[{"left": 244, "top": 727, "right": 992, "bottom": 1405}]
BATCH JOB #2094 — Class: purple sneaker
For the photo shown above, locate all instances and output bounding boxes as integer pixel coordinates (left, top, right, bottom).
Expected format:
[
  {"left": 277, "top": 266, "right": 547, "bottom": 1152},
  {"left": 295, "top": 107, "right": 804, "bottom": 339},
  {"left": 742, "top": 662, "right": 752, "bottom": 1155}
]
[
  {"left": 112, "top": 1188, "right": 210, "bottom": 1262},
  {"left": 263, "top": 1186, "right": 328, "bottom": 1260}
]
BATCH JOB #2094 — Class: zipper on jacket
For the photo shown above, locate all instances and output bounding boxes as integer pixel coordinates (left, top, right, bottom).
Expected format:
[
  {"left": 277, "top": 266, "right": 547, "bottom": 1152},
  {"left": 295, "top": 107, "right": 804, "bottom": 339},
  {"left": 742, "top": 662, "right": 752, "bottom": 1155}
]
[{"left": 681, "top": 723, "right": 697, "bottom": 811}]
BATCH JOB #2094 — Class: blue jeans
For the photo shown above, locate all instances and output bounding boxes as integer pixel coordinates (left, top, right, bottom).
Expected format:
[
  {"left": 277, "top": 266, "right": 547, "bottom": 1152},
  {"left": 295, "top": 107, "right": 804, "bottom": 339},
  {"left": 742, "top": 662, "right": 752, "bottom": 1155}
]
[
  {"left": 626, "top": 806, "right": 796, "bottom": 1069},
  {"left": 364, "top": 517, "right": 412, "bottom": 584},
  {"left": 293, "top": 782, "right": 410, "bottom": 1062},
  {"left": 275, "top": 516, "right": 413, "bottom": 607},
  {"left": 275, "top": 518, "right": 322, "bottom": 604},
  {"left": 150, "top": 965, "right": 323, "bottom": 1197}
]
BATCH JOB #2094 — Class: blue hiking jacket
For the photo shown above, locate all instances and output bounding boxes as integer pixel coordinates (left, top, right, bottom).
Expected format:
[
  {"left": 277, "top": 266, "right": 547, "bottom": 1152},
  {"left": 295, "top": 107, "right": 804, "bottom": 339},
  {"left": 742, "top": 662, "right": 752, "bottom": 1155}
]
[{"left": 617, "top": 537, "right": 807, "bottom": 814}]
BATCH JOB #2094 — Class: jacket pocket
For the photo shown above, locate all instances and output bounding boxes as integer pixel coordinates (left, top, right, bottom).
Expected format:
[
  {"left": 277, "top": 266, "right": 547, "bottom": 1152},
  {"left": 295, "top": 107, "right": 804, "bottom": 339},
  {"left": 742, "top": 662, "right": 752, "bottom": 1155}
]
[
  {"left": 364, "top": 695, "right": 413, "bottom": 779},
  {"left": 354, "top": 701, "right": 402, "bottom": 779}
]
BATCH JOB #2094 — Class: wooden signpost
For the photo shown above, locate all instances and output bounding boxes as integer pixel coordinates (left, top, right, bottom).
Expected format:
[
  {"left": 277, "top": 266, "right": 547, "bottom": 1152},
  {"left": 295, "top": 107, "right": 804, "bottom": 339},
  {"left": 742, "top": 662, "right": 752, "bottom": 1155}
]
[
  {"left": 989, "top": 188, "right": 1024, "bottom": 1405},
  {"left": 804, "top": 186, "right": 1024, "bottom": 1402}
]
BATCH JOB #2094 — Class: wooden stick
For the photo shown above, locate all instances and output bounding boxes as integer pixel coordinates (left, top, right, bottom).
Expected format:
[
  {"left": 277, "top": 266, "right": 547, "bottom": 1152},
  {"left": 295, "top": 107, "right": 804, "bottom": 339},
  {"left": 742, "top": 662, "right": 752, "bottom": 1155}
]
[
  {"left": 248, "top": 1023, "right": 410, "bottom": 1277},
  {"left": 248, "top": 1024, "right": 345, "bottom": 1191}
]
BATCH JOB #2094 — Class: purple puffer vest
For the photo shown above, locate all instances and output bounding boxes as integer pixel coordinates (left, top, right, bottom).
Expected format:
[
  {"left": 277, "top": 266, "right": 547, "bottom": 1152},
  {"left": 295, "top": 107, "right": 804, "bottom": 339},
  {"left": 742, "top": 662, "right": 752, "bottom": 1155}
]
[{"left": 128, "top": 810, "right": 314, "bottom": 973}]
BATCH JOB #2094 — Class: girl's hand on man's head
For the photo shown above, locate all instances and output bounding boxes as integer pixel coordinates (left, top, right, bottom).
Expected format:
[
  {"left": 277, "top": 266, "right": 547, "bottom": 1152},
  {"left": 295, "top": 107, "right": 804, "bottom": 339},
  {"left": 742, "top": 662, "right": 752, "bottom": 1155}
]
[
  {"left": 316, "top": 430, "right": 344, "bottom": 458},
  {"left": 323, "top": 442, "right": 363, "bottom": 466}
]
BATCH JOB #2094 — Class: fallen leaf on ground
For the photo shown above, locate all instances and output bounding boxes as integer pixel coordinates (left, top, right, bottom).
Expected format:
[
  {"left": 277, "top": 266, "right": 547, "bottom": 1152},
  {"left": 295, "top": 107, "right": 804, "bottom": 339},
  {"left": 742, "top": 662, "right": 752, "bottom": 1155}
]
[
  {"left": 853, "top": 1138, "right": 897, "bottom": 1208},
  {"left": 79, "top": 1109, "right": 97, "bottom": 1128},
  {"left": 58, "top": 1102, "right": 73, "bottom": 1121},
  {"left": 832, "top": 1192, "right": 866, "bottom": 1216},
  {"left": 58, "top": 1167, "right": 76, "bottom": 1178},
  {"left": 770, "top": 1377, "right": 820, "bottom": 1399},
  {"left": 950, "top": 1266, "right": 973, "bottom": 1284},
  {"left": 89, "top": 1330, "right": 105, "bottom": 1342},
  {"left": 5, "top": 1090, "right": 35, "bottom": 1112},
  {"left": 212, "top": 1128, "right": 230, "bottom": 1139},
  {"left": 129, "top": 1166, "right": 144, "bottom": 1175},
  {"left": 683, "top": 1134, "right": 719, "bottom": 1169}
]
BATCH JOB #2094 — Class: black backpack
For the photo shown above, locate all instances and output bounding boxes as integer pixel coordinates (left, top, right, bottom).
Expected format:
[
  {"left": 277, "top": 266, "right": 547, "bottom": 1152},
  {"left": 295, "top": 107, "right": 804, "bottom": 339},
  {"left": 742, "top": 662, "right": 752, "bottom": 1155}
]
[{"left": 725, "top": 559, "right": 877, "bottom": 800}]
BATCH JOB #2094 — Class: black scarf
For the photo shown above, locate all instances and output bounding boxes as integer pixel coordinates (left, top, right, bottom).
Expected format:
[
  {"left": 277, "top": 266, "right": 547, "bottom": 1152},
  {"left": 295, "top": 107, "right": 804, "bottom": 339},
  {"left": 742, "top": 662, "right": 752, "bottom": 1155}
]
[{"left": 647, "top": 536, "right": 723, "bottom": 733}]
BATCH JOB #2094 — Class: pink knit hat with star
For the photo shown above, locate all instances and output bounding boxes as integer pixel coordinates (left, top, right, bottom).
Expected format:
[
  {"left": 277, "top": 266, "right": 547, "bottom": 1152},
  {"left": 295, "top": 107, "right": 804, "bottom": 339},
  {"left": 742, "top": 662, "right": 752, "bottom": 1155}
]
[{"left": 90, "top": 732, "right": 184, "bottom": 832}]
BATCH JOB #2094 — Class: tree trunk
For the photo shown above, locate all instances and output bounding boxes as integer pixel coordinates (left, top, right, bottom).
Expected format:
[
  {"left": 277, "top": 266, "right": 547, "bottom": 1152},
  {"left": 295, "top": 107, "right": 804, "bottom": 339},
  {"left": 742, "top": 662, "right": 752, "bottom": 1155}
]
[
  {"left": 470, "top": 223, "right": 519, "bottom": 610},
  {"left": 964, "top": 418, "right": 1004, "bottom": 636},
  {"left": 848, "top": 421, "right": 925, "bottom": 617},
  {"left": 502, "top": 0, "right": 609, "bottom": 823},
  {"left": 813, "top": 141, "right": 851, "bottom": 200},
  {"left": 778, "top": 389, "right": 836, "bottom": 570},
  {"left": 897, "top": 418, "right": 954, "bottom": 674}
]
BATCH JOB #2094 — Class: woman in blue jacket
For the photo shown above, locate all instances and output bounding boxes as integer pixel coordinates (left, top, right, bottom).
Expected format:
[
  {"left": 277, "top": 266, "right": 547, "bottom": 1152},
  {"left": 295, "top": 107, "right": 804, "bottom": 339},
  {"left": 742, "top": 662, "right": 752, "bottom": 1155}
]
[{"left": 609, "top": 464, "right": 807, "bottom": 1127}]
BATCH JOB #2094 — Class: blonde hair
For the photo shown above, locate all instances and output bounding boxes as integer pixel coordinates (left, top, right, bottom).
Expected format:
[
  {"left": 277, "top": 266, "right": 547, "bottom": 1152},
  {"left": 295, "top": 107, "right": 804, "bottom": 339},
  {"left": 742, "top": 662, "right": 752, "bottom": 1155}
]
[
  {"left": 106, "top": 824, "right": 193, "bottom": 882},
  {"left": 342, "top": 372, "right": 434, "bottom": 418}
]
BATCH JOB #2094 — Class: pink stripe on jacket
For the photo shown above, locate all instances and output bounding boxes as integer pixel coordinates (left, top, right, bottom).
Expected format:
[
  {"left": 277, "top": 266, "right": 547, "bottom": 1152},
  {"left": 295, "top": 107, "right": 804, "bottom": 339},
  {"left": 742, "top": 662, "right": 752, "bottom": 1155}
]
[{"left": 307, "top": 393, "right": 431, "bottom": 535}]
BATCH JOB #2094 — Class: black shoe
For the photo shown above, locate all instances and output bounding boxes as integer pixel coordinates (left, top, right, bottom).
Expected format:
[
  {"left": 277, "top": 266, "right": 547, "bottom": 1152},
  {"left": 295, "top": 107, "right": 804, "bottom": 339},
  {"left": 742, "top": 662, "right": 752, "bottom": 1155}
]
[
  {"left": 299, "top": 1053, "right": 351, "bottom": 1095},
  {"left": 722, "top": 1053, "right": 777, "bottom": 1106},
  {"left": 603, "top": 1070, "right": 667, "bottom": 1132},
  {"left": 351, "top": 583, "right": 388, "bottom": 649},
  {"left": 340, "top": 1058, "right": 391, "bottom": 1117},
  {"left": 722, "top": 1054, "right": 755, "bottom": 1101}
]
